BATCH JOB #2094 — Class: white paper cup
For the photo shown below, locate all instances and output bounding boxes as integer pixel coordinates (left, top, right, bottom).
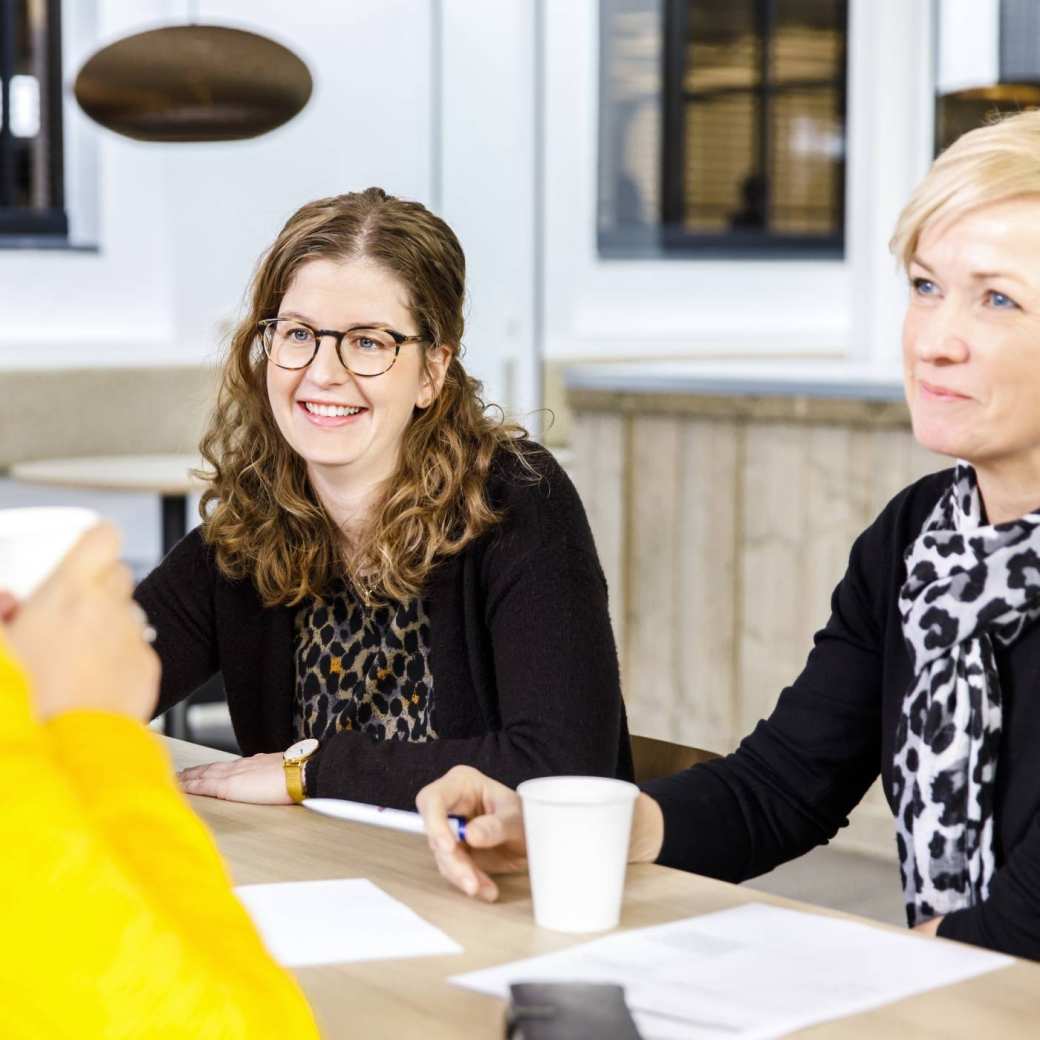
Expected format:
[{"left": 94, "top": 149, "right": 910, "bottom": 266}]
[
  {"left": 518, "top": 775, "right": 639, "bottom": 933},
  {"left": 0, "top": 507, "right": 100, "bottom": 600}
]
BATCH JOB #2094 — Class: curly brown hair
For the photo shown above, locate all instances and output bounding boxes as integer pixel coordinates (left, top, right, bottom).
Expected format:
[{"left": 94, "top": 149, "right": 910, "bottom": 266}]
[{"left": 198, "top": 187, "right": 531, "bottom": 606}]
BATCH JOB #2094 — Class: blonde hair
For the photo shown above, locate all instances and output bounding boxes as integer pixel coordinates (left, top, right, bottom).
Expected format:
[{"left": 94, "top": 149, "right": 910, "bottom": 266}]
[
  {"left": 891, "top": 108, "right": 1040, "bottom": 267},
  {"left": 198, "top": 188, "right": 531, "bottom": 607}
]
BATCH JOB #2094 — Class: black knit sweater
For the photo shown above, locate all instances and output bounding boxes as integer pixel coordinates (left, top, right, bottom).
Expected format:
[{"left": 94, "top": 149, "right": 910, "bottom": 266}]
[
  {"left": 136, "top": 446, "right": 633, "bottom": 810},
  {"left": 644, "top": 468, "right": 1040, "bottom": 961}
]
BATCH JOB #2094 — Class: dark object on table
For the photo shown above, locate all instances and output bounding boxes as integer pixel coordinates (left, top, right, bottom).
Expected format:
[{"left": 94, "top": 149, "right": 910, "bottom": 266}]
[{"left": 504, "top": 982, "right": 642, "bottom": 1040}]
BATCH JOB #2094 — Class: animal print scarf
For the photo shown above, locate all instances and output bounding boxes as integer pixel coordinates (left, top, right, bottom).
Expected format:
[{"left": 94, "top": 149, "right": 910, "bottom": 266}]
[{"left": 895, "top": 463, "right": 1040, "bottom": 926}]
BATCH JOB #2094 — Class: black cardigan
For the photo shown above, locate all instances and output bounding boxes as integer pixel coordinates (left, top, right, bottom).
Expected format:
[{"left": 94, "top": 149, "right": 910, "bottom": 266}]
[
  {"left": 136, "top": 447, "right": 632, "bottom": 810},
  {"left": 644, "top": 468, "right": 1040, "bottom": 960}
]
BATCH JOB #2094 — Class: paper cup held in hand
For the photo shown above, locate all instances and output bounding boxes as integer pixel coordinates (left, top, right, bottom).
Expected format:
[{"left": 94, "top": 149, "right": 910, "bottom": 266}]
[
  {"left": 0, "top": 507, "right": 100, "bottom": 600},
  {"left": 517, "top": 775, "right": 639, "bottom": 934}
]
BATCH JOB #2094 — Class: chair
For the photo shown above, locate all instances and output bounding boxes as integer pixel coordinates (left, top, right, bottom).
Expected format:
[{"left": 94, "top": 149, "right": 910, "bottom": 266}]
[{"left": 629, "top": 734, "right": 719, "bottom": 785}]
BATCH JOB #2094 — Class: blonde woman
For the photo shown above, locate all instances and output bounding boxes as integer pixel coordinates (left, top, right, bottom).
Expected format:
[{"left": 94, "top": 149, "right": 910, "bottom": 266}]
[
  {"left": 417, "top": 109, "right": 1040, "bottom": 960},
  {"left": 138, "top": 188, "right": 631, "bottom": 810}
]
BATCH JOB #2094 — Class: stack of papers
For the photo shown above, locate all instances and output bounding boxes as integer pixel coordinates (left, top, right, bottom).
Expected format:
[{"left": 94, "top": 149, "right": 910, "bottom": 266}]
[
  {"left": 452, "top": 904, "right": 1012, "bottom": 1039},
  {"left": 236, "top": 878, "right": 462, "bottom": 967}
]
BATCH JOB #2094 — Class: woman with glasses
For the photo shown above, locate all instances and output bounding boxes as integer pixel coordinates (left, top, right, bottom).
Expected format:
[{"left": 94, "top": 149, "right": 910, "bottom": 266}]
[
  {"left": 416, "top": 110, "right": 1040, "bottom": 960},
  {"left": 137, "top": 188, "right": 631, "bottom": 809}
]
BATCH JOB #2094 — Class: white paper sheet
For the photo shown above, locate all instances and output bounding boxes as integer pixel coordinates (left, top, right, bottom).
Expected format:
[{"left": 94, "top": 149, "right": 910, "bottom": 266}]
[
  {"left": 452, "top": 903, "right": 1012, "bottom": 1040},
  {"left": 235, "top": 878, "right": 463, "bottom": 967}
]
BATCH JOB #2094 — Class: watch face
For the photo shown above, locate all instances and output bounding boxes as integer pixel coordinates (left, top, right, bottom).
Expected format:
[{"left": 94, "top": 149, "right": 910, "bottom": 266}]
[{"left": 283, "top": 737, "right": 319, "bottom": 764}]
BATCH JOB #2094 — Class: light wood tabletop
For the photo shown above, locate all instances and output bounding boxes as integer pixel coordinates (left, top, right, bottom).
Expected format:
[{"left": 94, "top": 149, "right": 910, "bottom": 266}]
[
  {"left": 9, "top": 454, "right": 203, "bottom": 495},
  {"left": 168, "top": 738, "right": 1040, "bottom": 1039}
]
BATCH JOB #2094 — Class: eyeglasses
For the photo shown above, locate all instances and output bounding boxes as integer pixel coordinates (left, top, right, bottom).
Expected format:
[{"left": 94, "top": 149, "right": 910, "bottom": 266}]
[{"left": 258, "top": 318, "right": 425, "bottom": 377}]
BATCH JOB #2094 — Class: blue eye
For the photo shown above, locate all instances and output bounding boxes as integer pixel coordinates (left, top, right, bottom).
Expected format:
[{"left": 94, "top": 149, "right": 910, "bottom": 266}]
[
  {"left": 911, "top": 277, "right": 937, "bottom": 296},
  {"left": 987, "top": 290, "right": 1019, "bottom": 310}
]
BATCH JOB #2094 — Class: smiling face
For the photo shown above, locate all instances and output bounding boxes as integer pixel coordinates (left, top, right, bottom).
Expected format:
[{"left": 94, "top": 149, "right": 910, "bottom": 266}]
[
  {"left": 902, "top": 196, "right": 1040, "bottom": 484},
  {"left": 266, "top": 257, "right": 448, "bottom": 493}
]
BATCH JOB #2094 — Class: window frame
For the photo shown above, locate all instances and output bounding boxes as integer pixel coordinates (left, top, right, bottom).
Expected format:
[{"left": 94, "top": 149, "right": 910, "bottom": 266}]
[
  {"left": 0, "top": 0, "right": 68, "bottom": 238},
  {"left": 598, "top": 0, "right": 849, "bottom": 260}
]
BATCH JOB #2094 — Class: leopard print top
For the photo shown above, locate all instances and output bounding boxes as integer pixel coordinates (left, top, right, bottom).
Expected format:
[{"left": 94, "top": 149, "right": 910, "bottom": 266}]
[{"left": 293, "top": 582, "right": 437, "bottom": 745}]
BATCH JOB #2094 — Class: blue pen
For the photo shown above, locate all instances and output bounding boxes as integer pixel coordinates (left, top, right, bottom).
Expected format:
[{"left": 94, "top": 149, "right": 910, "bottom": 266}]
[{"left": 303, "top": 797, "right": 467, "bottom": 841}]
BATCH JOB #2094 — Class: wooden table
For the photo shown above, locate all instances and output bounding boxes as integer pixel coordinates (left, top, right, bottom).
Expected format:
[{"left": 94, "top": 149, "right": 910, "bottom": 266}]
[
  {"left": 169, "top": 738, "right": 1040, "bottom": 1039},
  {"left": 11, "top": 455, "right": 203, "bottom": 738}
]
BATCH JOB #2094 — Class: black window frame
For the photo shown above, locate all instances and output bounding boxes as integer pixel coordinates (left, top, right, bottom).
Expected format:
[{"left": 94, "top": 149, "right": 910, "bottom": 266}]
[
  {"left": 598, "top": 0, "right": 849, "bottom": 260},
  {"left": 0, "top": 0, "right": 68, "bottom": 238}
]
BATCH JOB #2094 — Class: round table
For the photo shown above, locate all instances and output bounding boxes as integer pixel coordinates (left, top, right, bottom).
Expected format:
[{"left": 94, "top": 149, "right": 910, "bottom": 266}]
[{"left": 9, "top": 453, "right": 204, "bottom": 738}]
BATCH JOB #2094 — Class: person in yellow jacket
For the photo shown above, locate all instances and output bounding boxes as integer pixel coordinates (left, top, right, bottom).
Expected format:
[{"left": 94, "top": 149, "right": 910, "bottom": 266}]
[{"left": 0, "top": 523, "right": 320, "bottom": 1039}]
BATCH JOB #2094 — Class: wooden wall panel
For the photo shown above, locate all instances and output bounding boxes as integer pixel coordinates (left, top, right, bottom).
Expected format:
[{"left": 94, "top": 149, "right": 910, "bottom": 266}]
[
  {"left": 675, "top": 419, "right": 739, "bottom": 752},
  {"left": 738, "top": 423, "right": 812, "bottom": 736},
  {"left": 625, "top": 415, "right": 682, "bottom": 736},
  {"left": 568, "top": 411, "right": 627, "bottom": 653}
]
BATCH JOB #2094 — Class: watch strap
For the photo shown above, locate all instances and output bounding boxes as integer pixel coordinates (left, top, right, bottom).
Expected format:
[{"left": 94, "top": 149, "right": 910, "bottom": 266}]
[{"left": 284, "top": 759, "right": 306, "bottom": 803}]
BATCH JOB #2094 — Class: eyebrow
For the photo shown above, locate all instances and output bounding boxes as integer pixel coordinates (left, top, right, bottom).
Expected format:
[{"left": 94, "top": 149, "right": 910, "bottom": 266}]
[
  {"left": 278, "top": 310, "right": 397, "bottom": 330},
  {"left": 909, "top": 255, "right": 1027, "bottom": 285}
]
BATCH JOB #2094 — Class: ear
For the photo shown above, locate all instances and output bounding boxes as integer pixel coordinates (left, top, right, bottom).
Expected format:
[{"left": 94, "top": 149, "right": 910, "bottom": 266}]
[{"left": 416, "top": 344, "right": 452, "bottom": 409}]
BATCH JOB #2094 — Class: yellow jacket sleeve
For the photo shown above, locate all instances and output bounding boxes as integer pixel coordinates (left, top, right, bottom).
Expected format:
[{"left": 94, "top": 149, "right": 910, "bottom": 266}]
[{"left": 0, "top": 641, "right": 320, "bottom": 1040}]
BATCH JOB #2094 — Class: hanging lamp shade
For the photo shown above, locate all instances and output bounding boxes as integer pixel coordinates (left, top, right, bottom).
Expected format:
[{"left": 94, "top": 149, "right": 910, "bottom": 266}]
[
  {"left": 74, "top": 25, "right": 312, "bottom": 142},
  {"left": 936, "top": 0, "right": 1040, "bottom": 152}
]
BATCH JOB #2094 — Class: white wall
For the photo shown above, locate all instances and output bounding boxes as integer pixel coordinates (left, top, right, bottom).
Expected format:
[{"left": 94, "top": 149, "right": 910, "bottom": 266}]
[{"left": 439, "top": 0, "right": 540, "bottom": 421}]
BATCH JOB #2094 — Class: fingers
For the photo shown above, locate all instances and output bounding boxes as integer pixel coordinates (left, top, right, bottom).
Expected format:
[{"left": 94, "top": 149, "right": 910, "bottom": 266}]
[
  {"left": 132, "top": 603, "right": 158, "bottom": 644},
  {"left": 416, "top": 779, "right": 461, "bottom": 854},
  {"left": 178, "top": 762, "right": 236, "bottom": 800},
  {"left": 416, "top": 766, "right": 519, "bottom": 903},
  {"left": 0, "top": 590, "right": 18, "bottom": 623},
  {"left": 95, "top": 560, "right": 135, "bottom": 604},
  {"left": 430, "top": 841, "right": 499, "bottom": 902},
  {"left": 51, "top": 523, "right": 122, "bottom": 585},
  {"left": 464, "top": 813, "right": 509, "bottom": 849},
  {"left": 178, "top": 761, "right": 237, "bottom": 783},
  {"left": 179, "top": 773, "right": 225, "bottom": 799}
]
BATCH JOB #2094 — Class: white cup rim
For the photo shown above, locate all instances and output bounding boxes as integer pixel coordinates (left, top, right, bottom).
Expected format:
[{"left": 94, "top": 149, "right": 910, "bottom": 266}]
[
  {"left": 516, "top": 775, "right": 640, "bottom": 807},
  {"left": 0, "top": 506, "right": 99, "bottom": 539}
]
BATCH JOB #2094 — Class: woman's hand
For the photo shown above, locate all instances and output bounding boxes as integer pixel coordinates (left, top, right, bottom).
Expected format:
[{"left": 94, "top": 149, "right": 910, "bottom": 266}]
[
  {"left": 914, "top": 915, "right": 944, "bottom": 936},
  {"left": 178, "top": 753, "right": 292, "bottom": 804},
  {"left": 4, "top": 524, "right": 159, "bottom": 722},
  {"left": 416, "top": 766, "right": 668, "bottom": 902},
  {"left": 415, "top": 766, "right": 528, "bottom": 902}
]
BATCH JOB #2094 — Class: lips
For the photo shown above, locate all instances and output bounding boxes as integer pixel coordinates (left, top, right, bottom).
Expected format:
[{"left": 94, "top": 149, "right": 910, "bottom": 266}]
[
  {"left": 297, "top": 400, "right": 368, "bottom": 427},
  {"left": 301, "top": 400, "right": 365, "bottom": 417},
  {"left": 919, "top": 380, "right": 972, "bottom": 402}
]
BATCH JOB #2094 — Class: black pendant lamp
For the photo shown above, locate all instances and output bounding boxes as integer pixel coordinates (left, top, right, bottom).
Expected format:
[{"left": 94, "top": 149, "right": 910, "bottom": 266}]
[{"left": 74, "top": 19, "right": 312, "bottom": 143}]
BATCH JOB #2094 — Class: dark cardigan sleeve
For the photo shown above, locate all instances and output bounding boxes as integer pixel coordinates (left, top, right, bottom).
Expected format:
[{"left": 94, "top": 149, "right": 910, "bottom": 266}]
[
  {"left": 937, "top": 801, "right": 1040, "bottom": 959},
  {"left": 307, "top": 452, "right": 625, "bottom": 809},
  {"left": 134, "top": 529, "right": 220, "bottom": 716},
  {"left": 642, "top": 511, "right": 888, "bottom": 882}
]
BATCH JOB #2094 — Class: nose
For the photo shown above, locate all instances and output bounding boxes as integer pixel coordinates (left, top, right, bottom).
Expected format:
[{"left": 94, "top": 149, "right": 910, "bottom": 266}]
[
  {"left": 307, "top": 334, "right": 352, "bottom": 385},
  {"left": 908, "top": 298, "right": 970, "bottom": 366}
]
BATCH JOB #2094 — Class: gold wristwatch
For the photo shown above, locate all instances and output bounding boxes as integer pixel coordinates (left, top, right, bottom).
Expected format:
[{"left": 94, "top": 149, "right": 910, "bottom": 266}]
[{"left": 283, "top": 738, "right": 319, "bottom": 803}]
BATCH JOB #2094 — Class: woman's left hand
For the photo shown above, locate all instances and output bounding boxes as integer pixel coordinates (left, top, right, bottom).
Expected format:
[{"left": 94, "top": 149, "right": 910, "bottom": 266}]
[
  {"left": 178, "top": 753, "right": 291, "bottom": 804},
  {"left": 914, "top": 915, "right": 944, "bottom": 936}
]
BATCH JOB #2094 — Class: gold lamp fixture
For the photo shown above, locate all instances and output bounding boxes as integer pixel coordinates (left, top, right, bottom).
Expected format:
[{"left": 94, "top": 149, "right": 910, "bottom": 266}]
[
  {"left": 74, "top": 21, "right": 312, "bottom": 143},
  {"left": 936, "top": 0, "right": 1040, "bottom": 153}
]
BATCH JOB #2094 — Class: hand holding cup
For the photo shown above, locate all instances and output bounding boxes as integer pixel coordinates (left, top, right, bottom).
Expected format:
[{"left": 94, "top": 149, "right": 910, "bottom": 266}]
[{"left": 2, "top": 518, "right": 160, "bottom": 722}]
